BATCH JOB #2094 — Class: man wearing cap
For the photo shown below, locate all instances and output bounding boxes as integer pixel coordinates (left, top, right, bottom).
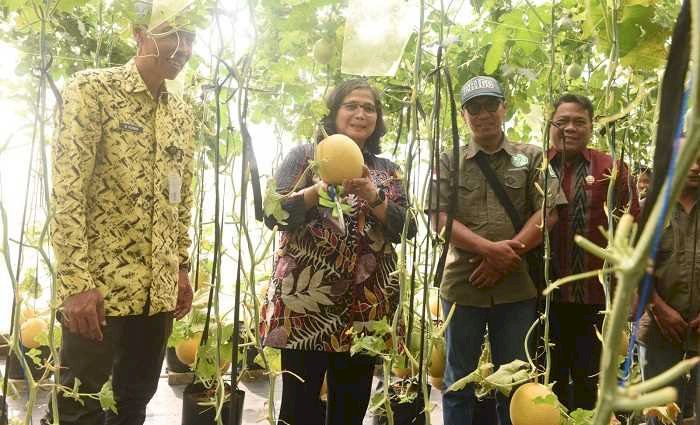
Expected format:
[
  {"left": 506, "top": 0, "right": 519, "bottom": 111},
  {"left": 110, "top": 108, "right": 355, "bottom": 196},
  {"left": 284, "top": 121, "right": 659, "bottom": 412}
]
[
  {"left": 547, "top": 94, "right": 639, "bottom": 411},
  {"left": 46, "top": 1, "right": 197, "bottom": 423},
  {"left": 429, "top": 76, "right": 566, "bottom": 424}
]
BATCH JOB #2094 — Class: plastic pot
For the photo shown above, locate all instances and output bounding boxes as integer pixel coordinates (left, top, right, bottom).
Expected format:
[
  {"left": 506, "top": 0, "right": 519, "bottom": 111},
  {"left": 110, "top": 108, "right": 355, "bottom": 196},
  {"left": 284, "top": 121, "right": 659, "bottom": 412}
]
[
  {"left": 372, "top": 380, "right": 431, "bottom": 425},
  {"left": 166, "top": 346, "right": 192, "bottom": 373},
  {"left": 473, "top": 395, "right": 498, "bottom": 425},
  {"left": 6, "top": 346, "right": 50, "bottom": 380},
  {"left": 181, "top": 382, "right": 245, "bottom": 425}
]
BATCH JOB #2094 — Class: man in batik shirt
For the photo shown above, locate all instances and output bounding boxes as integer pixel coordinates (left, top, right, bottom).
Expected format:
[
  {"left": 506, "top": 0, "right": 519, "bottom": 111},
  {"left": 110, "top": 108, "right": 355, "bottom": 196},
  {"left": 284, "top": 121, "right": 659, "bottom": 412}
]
[
  {"left": 47, "top": 2, "right": 196, "bottom": 423},
  {"left": 548, "top": 94, "right": 640, "bottom": 411}
]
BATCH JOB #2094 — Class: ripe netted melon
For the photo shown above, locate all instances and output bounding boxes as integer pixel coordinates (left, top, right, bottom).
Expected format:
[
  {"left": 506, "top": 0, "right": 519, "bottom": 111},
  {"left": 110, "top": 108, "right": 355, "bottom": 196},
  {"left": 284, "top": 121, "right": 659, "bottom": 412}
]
[
  {"left": 20, "top": 317, "right": 48, "bottom": 349},
  {"left": 510, "top": 383, "right": 561, "bottom": 425},
  {"left": 316, "top": 134, "right": 364, "bottom": 185}
]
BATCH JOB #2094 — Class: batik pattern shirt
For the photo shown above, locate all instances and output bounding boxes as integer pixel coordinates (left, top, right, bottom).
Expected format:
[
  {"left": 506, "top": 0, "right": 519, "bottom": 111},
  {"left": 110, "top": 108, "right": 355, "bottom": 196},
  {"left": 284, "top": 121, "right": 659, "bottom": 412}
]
[
  {"left": 51, "top": 59, "right": 195, "bottom": 316},
  {"left": 260, "top": 144, "right": 416, "bottom": 352},
  {"left": 548, "top": 147, "right": 639, "bottom": 305}
]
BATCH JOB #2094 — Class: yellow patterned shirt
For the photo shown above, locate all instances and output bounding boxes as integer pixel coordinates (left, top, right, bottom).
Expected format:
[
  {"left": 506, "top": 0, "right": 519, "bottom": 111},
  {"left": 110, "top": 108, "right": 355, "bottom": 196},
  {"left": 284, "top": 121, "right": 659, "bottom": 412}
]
[{"left": 51, "top": 59, "right": 195, "bottom": 316}]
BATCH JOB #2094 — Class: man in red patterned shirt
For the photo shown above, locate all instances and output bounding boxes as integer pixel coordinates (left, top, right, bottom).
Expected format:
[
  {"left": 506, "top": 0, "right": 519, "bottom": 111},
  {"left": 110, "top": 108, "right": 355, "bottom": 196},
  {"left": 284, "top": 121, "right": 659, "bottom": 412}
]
[{"left": 547, "top": 94, "right": 640, "bottom": 410}]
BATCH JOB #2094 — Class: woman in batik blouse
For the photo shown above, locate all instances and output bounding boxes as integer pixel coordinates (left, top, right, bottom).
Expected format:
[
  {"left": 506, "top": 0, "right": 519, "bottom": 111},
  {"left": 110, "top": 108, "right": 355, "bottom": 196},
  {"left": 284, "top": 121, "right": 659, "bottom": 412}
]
[{"left": 261, "top": 79, "right": 417, "bottom": 425}]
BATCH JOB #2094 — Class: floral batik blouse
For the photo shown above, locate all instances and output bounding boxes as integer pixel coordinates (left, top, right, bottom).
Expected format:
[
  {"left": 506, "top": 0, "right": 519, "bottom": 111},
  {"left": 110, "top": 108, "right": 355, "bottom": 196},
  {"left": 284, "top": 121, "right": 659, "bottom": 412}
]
[{"left": 260, "top": 143, "right": 416, "bottom": 352}]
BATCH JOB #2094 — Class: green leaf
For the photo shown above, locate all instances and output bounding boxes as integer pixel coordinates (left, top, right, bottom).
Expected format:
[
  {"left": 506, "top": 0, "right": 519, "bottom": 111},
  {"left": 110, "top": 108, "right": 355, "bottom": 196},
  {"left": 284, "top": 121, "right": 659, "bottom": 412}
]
[
  {"left": 99, "top": 377, "right": 118, "bottom": 414},
  {"left": 483, "top": 26, "right": 509, "bottom": 74},
  {"left": 263, "top": 180, "right": 290, "bottom": 225},
  {"left": 26, "top": 348, "right": 42, "bottom": 366},
  {"left": 569, "top": 408, "right": 595, "bottom": 424}
]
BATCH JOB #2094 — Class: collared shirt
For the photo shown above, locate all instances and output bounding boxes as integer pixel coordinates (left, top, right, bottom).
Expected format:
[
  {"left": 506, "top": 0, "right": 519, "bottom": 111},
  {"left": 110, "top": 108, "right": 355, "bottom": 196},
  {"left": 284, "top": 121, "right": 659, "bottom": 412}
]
[
  {"left": 639, "top": 198, "right": 700, "bottom": 351},
  {"left": 429, "top": 138, "right": 567, "bottom": 307},
  {"left": 51, "top": 59, "right": 195, "bottom": 316},
  {"left": 548, "top": 147, "right": 639, "bottom": 305}
]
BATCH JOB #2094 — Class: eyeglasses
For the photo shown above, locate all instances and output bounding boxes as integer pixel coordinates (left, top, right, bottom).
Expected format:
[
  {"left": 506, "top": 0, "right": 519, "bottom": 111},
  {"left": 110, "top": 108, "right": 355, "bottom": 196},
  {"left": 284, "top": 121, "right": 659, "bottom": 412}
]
[
  {"left": 463, "top": 98, "right": 501, "bottom": 115},
  {"left": 341, "top": 102, "right": 377, "bottom": 114},
  {"left": 551, "top": 118, "right": 589, "bottom": 129}
]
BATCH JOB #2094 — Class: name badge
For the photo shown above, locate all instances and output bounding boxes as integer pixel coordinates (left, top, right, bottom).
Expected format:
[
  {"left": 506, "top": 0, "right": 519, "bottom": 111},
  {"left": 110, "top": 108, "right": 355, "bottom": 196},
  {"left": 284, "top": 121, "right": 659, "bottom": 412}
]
[
  {"left": 168, "top": 173, "right": 182, "bottom": 204},
  {"left": 119, "top": 122, "right": 143, "bottom": 133}
]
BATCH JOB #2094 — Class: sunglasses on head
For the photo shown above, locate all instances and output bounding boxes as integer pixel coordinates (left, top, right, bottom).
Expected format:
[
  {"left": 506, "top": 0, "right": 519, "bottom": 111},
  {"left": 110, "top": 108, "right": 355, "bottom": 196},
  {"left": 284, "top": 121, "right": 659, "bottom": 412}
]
[{"left": 463, "top": 98, "right": 502, "bottom": 115}]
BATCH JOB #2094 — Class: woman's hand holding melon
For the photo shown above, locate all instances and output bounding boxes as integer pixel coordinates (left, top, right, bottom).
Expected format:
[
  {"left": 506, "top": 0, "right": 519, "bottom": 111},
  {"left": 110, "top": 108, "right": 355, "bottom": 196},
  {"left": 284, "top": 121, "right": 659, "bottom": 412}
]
[{"left": 344, "top": 166, "right": 380, "bottom": 204}]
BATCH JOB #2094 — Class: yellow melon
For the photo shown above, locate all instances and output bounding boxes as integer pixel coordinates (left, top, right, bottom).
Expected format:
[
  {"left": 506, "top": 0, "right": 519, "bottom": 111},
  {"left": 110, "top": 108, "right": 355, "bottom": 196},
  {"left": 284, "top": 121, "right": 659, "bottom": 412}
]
[
  {"left": 175, "top": 333, "right": 202, "bottom": 366},
  {"left": 392, "top": 367, "right": 413, "bottom": 379},
  {"left": 509, "top": 383, "right": 561, "bottom": 425},
  {"left": 428, "top": 343, "right": 445, "bottom": 378},
  {"left": 430, "top": 375, "right": 444, "bottom": 390},
  {"left": 19, "top": 307, "right": 37, "bottom": 324},
  {"left": 20, "top": 317, "right": 47, "bottom": 349},
  {"left": 429, "top": 296, "right": 441, "bottom": 319},
  {"left": 316, "top": 134, "right": 364, "bottom": 185}
]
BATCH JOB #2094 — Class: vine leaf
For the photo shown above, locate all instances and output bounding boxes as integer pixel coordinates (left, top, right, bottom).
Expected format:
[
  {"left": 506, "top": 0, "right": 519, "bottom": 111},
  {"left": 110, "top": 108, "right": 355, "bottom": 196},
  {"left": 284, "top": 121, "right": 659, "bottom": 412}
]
[
  {"left": 263, "top": 180, "right": 289, "bottom": 225},
  {"left": 99, "top": 377, "right": 118, "bottom": 414}
]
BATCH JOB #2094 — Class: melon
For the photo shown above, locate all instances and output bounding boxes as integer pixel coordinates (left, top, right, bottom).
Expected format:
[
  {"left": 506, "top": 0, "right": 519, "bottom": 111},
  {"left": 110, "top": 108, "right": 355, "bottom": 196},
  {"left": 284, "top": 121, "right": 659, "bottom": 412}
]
[
  {"left": 428, "top": 343, "right": 445, "bottom": 378},
  {"left": 19, "top": 307, "right": 37, "bottom": 324},
  {"left": 20, "top": 317, "right": 47, "bottom": 349},
  {"left": 392, "top": 366, "right": 412, "bottom": 379},
  {"left": 316, "top": 134, "right": 364, "bottom": 185},
  {"left": 175, "top": 333, "right": 202, "bottom": 366},
  {"left": 430, "top": 375, "right": 444, "bottom": 390},
  {"left": 429, "top": 296, "right": 441, "bottom": 319},
  {"left": 509, "top": 383, "right": 561, "bottom": 425},
  {"left": 566, "top": 63, "right": 582, "bottom": 79},
  {"left": 313, "top": 39, "right": 333, "bottom": 65}
]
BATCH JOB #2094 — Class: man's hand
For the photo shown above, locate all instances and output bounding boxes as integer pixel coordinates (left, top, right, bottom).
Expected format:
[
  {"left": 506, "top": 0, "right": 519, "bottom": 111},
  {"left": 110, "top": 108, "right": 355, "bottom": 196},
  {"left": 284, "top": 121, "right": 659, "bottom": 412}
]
[
  {"left": 174, "top": 270, "right": 193, "bottom": 320},
  {"left": 651, "top": 302, "right": 689, "bottom": 344},
  {"left": 689, "top": 313, "right": 700, "bottom": 334},
  {"left": 482, "top": 240, "right": 524, "bottom": 272},
  {"left": 469, "top": 259, "right": 504, "bottom": 288},
  {"left": 63, "top": 289, "right": 105, "bottom": 341}
]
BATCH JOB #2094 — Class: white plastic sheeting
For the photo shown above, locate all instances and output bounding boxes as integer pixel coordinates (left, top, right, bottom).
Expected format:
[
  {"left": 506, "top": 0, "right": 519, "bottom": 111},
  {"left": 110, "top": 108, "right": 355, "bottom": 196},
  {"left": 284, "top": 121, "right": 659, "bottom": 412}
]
[{"left": 341, "top": 0, "right": 417, "bottom": 77}]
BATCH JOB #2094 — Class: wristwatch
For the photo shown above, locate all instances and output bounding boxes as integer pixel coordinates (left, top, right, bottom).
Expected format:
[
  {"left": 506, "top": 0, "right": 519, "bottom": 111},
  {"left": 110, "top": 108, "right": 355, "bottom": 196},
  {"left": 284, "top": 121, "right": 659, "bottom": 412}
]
[{"left": 369, "top": 188, "right": 386, "bottom": 208}]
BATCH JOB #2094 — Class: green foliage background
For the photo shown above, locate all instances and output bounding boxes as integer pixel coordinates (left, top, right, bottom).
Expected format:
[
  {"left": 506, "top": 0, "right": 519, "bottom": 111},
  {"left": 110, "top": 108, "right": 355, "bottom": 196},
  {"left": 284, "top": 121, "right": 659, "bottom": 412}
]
[{"left": 0, "top": 0, "right": 680, "bottom": 168}]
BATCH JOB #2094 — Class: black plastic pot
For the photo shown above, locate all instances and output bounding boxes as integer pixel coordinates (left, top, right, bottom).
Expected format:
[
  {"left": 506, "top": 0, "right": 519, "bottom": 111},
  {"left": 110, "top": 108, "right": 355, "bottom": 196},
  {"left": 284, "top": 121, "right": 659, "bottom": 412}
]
[
  {"left": 6, "top": 346, "right": 50, "bottom": 380},
  {"left": 166, "top": 346, "right": 192, "bottom": 373},
  {"left": 372, "top": 380, "right": 431, "bottom": 425},
  {"left": 181, "top": 382, "right": 245, "bottom": 425},
  {"left": 473, "top": 395, "right": 498, "bottom": 425},
  {"left": 244, "top": 345, "right": 263, "bottom": 370}
]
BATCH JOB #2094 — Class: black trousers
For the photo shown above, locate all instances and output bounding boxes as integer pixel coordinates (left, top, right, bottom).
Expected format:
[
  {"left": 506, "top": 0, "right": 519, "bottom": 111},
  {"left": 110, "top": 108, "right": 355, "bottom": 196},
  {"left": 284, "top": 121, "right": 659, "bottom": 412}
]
[
  {"left": 549, "top": 303, "right": 604, "bottom": 411},
  {"left": 47, "top": 312, "right": 172, "bottom": 425},
  {"left": 278, "top": 348, "right": 375, "bottom": 425}
]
